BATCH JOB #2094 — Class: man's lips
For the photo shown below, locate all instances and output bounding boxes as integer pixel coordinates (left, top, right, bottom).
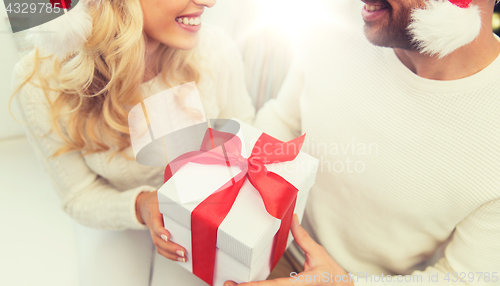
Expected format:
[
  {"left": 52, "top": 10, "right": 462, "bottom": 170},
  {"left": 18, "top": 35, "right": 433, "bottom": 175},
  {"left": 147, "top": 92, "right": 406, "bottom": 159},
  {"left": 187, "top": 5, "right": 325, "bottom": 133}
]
[
  {"left": 361, "top": 0, "right": 389, "bottom": 5},
  {"left": 364, "top": 4, "right": 388, "bottom": 12},
  {"left": 361, "top": 0, "right": 390, "bottom": 10},
  {"left": 361, "top": 0, "right": 389, "bottom": 21}
]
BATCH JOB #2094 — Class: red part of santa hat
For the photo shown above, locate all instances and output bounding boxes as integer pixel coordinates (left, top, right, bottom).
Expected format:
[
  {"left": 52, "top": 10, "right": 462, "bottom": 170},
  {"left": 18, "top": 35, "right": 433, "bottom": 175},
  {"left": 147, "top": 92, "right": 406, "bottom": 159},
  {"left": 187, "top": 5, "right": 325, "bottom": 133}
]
[
  {"left": 408, "top": 0, "right": 482, "bottom": 58},
  {"left": 449, "top": 0, "right": 473, "bottom": 8}
]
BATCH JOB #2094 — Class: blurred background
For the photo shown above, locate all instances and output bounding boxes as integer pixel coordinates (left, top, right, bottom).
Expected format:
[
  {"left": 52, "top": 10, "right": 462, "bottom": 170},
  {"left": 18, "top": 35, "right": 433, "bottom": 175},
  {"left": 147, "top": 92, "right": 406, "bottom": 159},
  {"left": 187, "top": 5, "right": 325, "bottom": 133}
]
[{"left": 1, "top": 1, "right": 499, "bottom": 285}]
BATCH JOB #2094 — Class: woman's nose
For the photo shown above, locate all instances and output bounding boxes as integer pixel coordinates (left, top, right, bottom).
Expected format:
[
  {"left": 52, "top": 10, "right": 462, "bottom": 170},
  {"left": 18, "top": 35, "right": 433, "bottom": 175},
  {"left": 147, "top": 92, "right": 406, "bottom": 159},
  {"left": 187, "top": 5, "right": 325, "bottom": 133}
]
[{"left": 193, "top": 0, "right": 216, "bottom": 8}]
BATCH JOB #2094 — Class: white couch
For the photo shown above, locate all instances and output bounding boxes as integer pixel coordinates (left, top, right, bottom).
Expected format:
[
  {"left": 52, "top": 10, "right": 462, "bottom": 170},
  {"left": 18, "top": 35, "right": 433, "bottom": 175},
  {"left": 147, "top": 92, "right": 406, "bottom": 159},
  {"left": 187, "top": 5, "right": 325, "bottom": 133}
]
[{"left": 1, "top": 7, "right": 80, "bottom": 285}]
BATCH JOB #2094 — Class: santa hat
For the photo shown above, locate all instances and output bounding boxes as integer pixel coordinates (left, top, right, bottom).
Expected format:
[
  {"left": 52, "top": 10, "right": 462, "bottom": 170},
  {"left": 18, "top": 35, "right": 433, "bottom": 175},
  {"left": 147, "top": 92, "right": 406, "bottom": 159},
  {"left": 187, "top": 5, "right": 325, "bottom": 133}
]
[
  {"left": 26, "top": 0, "right": 96, "bottom": 59},
  {"left": 408, "top": 0, "right": 482, "bottom": 58}
]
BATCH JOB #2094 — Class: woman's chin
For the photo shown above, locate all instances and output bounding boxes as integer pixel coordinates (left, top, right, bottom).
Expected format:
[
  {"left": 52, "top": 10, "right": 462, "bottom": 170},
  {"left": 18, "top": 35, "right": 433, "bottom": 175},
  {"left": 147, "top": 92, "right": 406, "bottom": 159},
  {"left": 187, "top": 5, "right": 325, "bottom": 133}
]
[{"left": 164, "top": 35, "right": 200, "bottom": 51}]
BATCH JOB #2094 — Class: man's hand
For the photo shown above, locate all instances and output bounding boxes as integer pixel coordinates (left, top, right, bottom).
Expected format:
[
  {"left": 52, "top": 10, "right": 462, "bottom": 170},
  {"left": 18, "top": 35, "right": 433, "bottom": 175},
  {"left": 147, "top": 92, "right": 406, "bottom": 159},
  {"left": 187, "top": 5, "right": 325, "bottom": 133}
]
[{"left": 224, "top": 214, "right": 354, "bottom": 286}]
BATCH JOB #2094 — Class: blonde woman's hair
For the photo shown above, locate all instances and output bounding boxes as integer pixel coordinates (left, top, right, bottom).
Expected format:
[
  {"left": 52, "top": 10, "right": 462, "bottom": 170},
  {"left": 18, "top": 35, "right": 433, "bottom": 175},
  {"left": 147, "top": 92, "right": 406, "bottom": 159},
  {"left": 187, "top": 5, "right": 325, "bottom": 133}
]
[{"left": 12, "top": 0, "right": 201, "bottom": 159}]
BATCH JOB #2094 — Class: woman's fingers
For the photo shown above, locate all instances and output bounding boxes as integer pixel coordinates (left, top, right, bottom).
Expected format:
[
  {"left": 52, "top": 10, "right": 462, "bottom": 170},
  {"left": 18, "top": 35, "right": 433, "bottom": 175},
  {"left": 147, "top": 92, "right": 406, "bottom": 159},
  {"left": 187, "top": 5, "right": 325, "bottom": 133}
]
[
  {"left": 157, "top": 246, "right": 187, "bottom": 262},
  {"left": 151, "top": 209, "right": 169, "bottom": 240},
  {"left": 141, "top": 191, "right": 188, "bottom": 262},
  {"left": 150, "top": 204, "right": 188, "bottom": 257},
  {"left": 139, "top": 191, "right": 187, "bottom": 262},
  {"left": 150, "top": 229, "right": 187, "bottom": 262}
]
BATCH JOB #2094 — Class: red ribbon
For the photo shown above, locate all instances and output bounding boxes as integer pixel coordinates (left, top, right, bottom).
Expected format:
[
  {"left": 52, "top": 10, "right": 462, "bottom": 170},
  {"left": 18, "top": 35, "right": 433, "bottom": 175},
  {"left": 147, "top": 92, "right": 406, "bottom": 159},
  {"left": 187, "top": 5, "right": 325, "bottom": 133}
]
[{"left": 164, "top": 129, "right": 305, "bottom": 285}]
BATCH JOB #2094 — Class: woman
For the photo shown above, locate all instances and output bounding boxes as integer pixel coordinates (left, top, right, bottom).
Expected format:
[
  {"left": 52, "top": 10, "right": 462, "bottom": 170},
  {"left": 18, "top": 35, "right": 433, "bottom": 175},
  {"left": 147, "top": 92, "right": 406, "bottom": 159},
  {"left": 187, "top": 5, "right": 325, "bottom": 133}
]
[{"left": 10, "top": 0, "right": 255, "bottom": 285}]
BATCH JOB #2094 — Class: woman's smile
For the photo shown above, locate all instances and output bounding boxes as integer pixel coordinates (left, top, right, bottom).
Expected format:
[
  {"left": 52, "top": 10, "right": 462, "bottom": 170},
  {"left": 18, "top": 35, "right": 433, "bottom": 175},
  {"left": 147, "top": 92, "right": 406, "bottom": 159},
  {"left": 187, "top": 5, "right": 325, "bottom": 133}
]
[
  {"left": 175, "top": 12, "right": 203, "bottom": 33},
  {"left": 141, "top": 0, "right": 215, "bottom": 50}
]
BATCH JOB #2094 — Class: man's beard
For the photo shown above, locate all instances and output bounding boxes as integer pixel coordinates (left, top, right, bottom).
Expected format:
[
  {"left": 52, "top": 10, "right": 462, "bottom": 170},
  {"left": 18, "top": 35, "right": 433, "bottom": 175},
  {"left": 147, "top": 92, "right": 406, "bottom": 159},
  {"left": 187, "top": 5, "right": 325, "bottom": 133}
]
[{"left": 363, "top": 4, "right": 417, "bottom": 50}]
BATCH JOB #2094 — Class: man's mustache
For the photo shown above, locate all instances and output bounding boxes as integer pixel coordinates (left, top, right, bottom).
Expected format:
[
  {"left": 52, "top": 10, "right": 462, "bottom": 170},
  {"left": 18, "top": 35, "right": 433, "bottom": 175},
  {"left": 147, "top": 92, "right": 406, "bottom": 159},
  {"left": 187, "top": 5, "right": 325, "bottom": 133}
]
[{"left": 361, "top": 0, "right": 390, "bottom": 6}]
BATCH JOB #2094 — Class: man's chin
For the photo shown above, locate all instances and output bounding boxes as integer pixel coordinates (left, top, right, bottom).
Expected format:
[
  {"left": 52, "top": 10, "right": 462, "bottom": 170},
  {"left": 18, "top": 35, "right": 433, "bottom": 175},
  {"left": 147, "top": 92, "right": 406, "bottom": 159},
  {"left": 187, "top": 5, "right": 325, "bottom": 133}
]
[
  {"left": 363, "top": 27, "right": 389, "bottom": 48},
  {"left": 363, "top": 26, "right": 414, "bottom": 50}
]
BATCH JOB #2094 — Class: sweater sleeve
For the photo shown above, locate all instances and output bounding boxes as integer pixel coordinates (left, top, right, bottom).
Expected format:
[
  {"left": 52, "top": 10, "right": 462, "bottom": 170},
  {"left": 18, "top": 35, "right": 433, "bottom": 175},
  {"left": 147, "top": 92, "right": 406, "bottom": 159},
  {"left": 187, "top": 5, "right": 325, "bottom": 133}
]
[
  {"left": 253, "top": 55, "right": 304, "bottom": 142},
  {"left": 352, "top": 199, "right": 500, "bottom": 286},
  {"left": 12, "top": 59, "right": 156, "bottom": 231}
]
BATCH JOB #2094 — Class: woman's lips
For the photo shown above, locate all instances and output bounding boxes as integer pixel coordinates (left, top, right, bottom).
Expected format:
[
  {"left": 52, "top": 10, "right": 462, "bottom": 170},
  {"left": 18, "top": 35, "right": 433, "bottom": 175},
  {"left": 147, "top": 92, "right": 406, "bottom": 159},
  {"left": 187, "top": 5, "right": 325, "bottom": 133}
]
[{"left": 361, "top": 3, "right": 389, "bottom": 22}]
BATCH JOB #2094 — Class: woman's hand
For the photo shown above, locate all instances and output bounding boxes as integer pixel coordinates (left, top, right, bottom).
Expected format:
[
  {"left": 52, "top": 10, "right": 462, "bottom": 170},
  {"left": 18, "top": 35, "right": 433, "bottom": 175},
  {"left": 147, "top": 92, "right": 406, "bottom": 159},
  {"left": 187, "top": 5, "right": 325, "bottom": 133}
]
[
  {"left": 136, "top": 191, "right": 187, "bottom": 262},
  {"left": 224, "top": 214, "right": 354, "bottom": 286}
]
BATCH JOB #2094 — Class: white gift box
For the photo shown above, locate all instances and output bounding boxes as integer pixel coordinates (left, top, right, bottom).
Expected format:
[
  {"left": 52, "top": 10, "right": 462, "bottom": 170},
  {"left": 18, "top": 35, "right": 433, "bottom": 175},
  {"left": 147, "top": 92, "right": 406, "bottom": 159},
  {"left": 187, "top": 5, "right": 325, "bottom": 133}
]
[{"left": 158, "top": 119, "right": 319, "bottom": 286}]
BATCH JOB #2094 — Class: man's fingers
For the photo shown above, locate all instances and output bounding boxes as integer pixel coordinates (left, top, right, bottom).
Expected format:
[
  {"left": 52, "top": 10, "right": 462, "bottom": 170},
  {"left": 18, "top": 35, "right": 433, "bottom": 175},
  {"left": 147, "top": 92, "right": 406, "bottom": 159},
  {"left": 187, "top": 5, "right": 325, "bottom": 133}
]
[
  {"left": 224, "top": 276, "right": 305, "bottom": 286},
  {"left": 223, "top": 217, "right": 328, "bottom": 286},
  {"left": 290, "top": 214, "right": 323, "bottom": 257}
]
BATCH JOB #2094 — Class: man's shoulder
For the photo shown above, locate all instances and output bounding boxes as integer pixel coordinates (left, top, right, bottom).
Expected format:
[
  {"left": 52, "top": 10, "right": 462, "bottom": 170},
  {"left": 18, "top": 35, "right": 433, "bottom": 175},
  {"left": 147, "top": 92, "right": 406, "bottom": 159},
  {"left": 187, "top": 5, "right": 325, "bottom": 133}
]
[
  {"left": 195, "top": 23, "right": 245, "bottom": 87},
  {"left": 198, "top": 23, "right": 234, "bottom": 45},
  {"left": 197, "top": 24, "right": 241, "bottom": 62},
  {"left": 295, "top": 22, "right": 385, "bottom": 76}
]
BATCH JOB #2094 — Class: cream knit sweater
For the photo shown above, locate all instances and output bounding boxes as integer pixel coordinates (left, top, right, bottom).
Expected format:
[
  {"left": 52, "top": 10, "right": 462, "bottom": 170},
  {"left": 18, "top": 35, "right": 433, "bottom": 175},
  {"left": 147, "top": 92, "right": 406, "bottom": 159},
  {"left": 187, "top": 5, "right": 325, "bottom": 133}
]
[
  {"left": 11, "top": 25, "right": 255, "bottom": 231},
  {"left": 255, "top": 23, "right": 500, "bottom": 285}
]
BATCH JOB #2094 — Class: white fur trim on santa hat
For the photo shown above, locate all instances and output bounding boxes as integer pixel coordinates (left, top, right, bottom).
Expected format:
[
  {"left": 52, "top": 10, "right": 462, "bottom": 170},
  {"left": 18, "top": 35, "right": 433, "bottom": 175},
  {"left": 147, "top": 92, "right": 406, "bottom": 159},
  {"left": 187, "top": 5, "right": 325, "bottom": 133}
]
[
  {"left": 26, "top": 2, "right": 93, "bottom": 59},
  {"left": 408, "top": 0, "right": 482, "bottom": 58}
]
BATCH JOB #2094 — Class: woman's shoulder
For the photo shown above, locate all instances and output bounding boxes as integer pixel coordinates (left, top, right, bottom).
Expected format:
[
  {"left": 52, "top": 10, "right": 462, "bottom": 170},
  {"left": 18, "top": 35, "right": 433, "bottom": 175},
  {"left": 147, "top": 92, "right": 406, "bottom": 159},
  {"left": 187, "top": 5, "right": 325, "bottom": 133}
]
[
  {"left": 12, "top": 49, "right": 60, "bottom": 134},
  {"left": 13, "top": 48, "right": 59, "bottom": 104},
  {"left": 14, "top": 48, "right": 57, "bottom": 84}
]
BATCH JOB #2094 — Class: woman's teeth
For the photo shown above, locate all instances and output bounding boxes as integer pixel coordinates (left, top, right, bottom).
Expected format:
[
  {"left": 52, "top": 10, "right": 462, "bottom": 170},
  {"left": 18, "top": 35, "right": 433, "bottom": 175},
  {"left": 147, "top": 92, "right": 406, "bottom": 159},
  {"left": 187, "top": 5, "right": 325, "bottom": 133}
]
[
  {"left": 176, "top": 17, "right": 201, "bottom": 26},
  {"left": 365, "top": 4, "right": 385, "bottom": 12}
]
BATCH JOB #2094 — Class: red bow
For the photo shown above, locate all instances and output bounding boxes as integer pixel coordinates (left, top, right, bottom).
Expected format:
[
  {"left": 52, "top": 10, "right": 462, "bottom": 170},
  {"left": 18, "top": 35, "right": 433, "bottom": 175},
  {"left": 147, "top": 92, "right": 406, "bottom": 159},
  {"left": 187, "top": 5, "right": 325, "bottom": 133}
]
[{"left": 164, "top": 129, "right": 305, "bottom": 285}]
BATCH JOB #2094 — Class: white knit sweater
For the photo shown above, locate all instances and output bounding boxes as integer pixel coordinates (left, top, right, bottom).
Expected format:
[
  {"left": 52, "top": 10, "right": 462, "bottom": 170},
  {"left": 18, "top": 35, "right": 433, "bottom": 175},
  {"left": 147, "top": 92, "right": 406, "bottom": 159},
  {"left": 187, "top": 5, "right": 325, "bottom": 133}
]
[
  {"left": 255, "top": 22, "right": 500, "bottom": 285},
  {"left": 11, "top": 25, "right": 255, "bottom": 231}
]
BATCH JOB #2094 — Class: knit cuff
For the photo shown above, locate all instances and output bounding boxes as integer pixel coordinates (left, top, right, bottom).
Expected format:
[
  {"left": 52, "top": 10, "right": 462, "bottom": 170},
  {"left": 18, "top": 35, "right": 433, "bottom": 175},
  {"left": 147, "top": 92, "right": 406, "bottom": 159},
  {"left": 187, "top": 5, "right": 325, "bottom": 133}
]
[{"left": 121, "top": 185, "right": 158, "bottom": 230}]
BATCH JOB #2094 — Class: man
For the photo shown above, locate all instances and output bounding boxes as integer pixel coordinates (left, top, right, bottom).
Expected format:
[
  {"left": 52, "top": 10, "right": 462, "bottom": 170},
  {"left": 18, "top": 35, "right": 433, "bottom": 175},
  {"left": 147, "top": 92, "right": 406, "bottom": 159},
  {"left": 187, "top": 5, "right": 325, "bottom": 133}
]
[{"left": 225, "top": 0, "right": 500, "bottom": 285}]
